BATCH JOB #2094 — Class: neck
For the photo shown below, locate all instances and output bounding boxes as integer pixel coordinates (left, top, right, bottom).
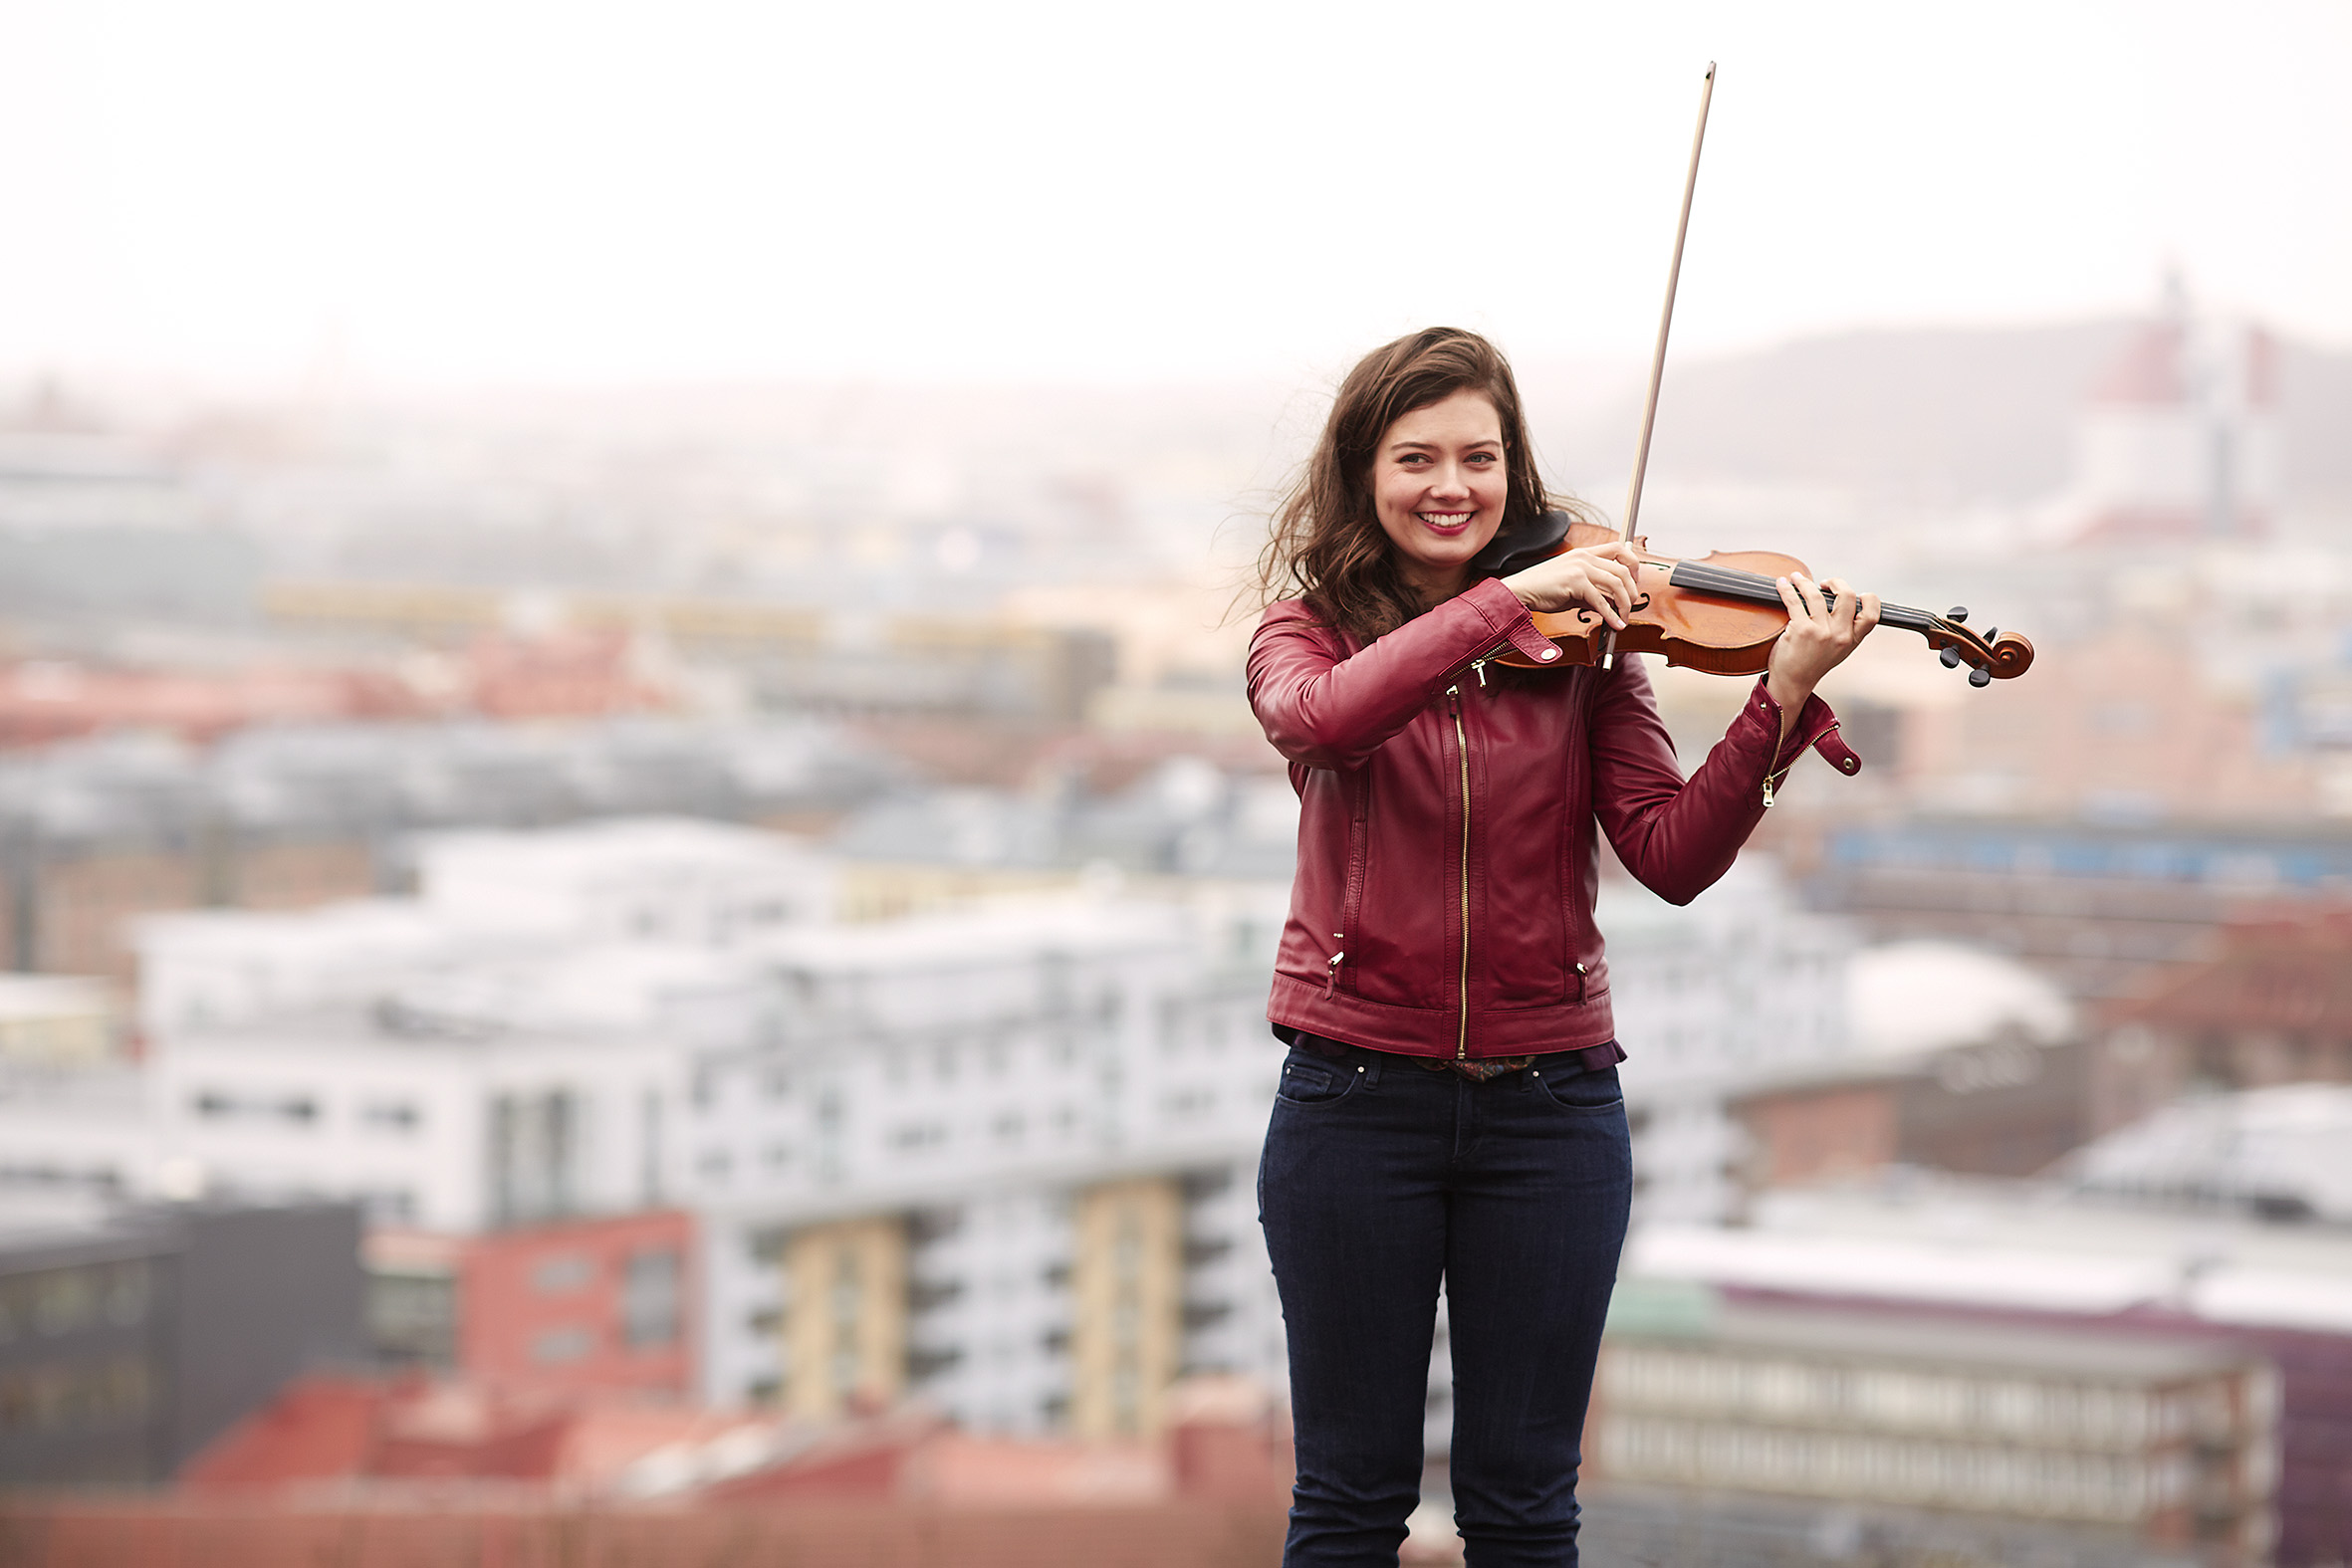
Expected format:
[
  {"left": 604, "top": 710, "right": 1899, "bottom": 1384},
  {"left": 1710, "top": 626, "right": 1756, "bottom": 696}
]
[{"left": 1402, "top": 563, "right": 1469, "bottom": 608}]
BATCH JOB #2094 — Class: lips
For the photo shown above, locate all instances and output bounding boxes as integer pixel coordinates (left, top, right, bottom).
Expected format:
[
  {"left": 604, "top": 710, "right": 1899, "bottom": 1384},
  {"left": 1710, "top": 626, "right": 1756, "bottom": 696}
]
[{"left": 1415, "top": 511, "right": 1477, "bottom": 534}]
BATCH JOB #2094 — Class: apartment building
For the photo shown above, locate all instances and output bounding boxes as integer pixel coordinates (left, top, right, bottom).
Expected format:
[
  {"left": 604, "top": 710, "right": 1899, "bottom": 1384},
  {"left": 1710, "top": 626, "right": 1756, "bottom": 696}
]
[
  {"left": 1626, "top": 1169, "right": 2352, "bottom": 1567},
  {"left": 1591, "top": 1293, "right": 2276, "bottom": 1566},
  {"left": 681, "top": 895, "right": 1285, "bottom": 1429}
]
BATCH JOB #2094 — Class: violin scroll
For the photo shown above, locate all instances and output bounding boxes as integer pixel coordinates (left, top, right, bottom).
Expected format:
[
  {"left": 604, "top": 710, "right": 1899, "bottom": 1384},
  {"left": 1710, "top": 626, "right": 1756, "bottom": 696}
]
[{"left": 1918, "top": 611, "right": 2034, "bottom": 687}]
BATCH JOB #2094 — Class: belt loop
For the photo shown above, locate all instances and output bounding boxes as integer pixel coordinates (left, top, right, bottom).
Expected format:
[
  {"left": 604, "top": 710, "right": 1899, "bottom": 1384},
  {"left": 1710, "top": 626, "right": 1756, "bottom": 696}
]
[{"left": 1359, "top": 1048, "right": 1383, "bottom": 1089}]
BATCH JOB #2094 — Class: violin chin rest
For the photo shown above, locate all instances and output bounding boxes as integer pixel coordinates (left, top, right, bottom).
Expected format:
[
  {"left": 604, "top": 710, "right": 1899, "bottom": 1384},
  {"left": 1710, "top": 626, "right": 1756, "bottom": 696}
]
[{"left": 1470, "top": 509, "right": 1577, "bottom": 577}]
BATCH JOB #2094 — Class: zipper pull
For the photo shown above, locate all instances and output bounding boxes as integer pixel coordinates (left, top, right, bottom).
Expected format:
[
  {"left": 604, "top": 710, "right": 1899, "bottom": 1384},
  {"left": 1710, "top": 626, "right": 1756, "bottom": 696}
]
[
  {"left": 1323, "top": 950, "right": 1345, "bottom": 999},
  {"left": 1763, "top": 770, "right": 1777, "bottom": 809},
  {"left": 1447, "top": 684, "right": 1461, "bottom": 712},
  {"left": 1472, "top": 657, "right": 1490, "bottom": 688}
]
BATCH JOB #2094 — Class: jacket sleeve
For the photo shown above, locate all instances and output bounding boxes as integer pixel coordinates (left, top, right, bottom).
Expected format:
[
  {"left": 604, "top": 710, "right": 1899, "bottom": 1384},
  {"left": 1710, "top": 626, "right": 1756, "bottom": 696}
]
[
  {"left": 1591, "top": 657, "right": 1852, "bottom": 906},
  {"left": 1248, "top": 579, "right": 1566, "bottom": 771}
]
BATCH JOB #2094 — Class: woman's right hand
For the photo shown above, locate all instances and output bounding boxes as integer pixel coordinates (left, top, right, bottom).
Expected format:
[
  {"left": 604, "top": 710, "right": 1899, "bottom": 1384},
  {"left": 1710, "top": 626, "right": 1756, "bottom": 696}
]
[{"left": 1501, "top": 543, "right": 1645, "bottom": 630}]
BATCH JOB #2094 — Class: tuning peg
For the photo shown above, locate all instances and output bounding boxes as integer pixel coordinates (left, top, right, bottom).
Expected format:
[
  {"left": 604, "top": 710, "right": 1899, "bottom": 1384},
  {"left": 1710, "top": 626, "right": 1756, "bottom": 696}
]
[
  {"left": 1947, "top": 606, "right": 1969, "bottom": 623},
  {"left": 1969, "top": 667, "right": 1993, "bottom": 688},
  {"left": 1939, "top": 647, "right": 1962, "bottom": 668},
  {"left": 1982, "top": 626, "right": 1998, "bottom": 643}
]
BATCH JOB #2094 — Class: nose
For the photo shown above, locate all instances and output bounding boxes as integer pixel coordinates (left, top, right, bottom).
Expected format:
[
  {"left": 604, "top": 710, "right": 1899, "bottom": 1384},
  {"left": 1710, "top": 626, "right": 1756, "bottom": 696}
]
[{"left": 1429, "top": 462, "right": 1471, "bottom": 499}]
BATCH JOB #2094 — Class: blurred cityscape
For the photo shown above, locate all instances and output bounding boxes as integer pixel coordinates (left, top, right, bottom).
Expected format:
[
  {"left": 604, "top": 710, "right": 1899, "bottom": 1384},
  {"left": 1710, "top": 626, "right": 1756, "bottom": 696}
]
[{"left": 2, "top": 285, "right": 2351, "bottom": 1568}]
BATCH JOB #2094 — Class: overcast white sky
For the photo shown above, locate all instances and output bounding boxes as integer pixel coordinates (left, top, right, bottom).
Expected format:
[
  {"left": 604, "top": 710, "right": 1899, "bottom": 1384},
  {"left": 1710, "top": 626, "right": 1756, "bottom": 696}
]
[{"left": 2, "top": 0, "right": 2346, "bottom": 390}]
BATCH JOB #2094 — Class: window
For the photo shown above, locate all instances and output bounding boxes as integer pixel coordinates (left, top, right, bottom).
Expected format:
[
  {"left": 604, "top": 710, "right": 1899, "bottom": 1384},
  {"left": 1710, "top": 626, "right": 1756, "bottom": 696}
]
[
  {"left": 0, "top": 1356, "right": 152, "bottom": 1433},
  {"left": 532, "top": 1254, "right": 594, "bottom": 1294},
  {"left": 190, "top": 1089, "right": 320, "bottom": 1125},
  {"left": 622, "top": 1248, "right": 682, "bottom": 1349},
  {"left": 532, "top": 1326, "right": 594, "bottom": 1364},
  {"left": 361, "top": 1100, "right": 422, "bottom": 1132},
  {"left": 1161, "top": 1089, "right": 1211, "bottom": 1120},
  {"left": 32, "top": 1268, "right": 102, "bottom": 1335},
  {"left": 102, "top": 1263, "right": 151, "bottom": 1328}
]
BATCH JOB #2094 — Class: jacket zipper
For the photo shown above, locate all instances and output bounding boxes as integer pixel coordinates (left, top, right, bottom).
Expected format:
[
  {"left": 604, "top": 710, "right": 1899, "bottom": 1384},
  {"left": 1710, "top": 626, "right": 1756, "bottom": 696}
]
[
  {"left": 1763, "top": 717, "right": 1844, "bottom": 808},
  {"left": 1449, "top": 683, "right": 1470, "bottom": 1061}
]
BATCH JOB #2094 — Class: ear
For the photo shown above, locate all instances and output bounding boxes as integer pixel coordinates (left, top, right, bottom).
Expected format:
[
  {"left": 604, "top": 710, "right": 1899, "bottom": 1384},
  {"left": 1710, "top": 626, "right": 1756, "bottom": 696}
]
[{"left": 1469, "top": 509, "right": 1575, "bottom": 576}]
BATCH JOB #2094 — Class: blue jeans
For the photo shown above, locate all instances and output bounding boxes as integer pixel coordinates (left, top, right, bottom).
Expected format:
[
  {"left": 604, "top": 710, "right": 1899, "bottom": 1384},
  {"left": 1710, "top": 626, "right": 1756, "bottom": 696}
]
[{"left": 1259, "top": 1043, "right": 1632, "bottom": 1568}]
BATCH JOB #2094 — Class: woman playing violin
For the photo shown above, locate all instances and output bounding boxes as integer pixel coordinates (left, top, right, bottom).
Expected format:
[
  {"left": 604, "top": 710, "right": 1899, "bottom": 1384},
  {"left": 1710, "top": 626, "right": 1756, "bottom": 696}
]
[{"left": 1248, "top": 327, "right": 1878, "bottom": 1567}]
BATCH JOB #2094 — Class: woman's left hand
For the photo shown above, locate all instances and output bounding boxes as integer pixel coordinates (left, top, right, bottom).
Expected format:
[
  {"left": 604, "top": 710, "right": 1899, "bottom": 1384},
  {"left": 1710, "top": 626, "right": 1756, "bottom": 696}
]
[{"left": 1764, "top": 573, "right": 1879, "bottom": 718}]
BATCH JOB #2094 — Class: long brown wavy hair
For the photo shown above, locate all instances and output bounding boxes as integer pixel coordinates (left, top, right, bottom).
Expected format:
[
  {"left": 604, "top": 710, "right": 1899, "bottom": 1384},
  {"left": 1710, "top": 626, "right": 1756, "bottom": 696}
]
[{"left": 1258, "top": 328, "right": 1590, "bottom": 640}]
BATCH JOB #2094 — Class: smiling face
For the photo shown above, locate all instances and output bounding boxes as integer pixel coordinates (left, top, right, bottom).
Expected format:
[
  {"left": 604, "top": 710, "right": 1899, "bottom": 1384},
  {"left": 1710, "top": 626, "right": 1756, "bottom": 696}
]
[{"left": 1368, "top": 388, "right": 1509, "bottom": 604}]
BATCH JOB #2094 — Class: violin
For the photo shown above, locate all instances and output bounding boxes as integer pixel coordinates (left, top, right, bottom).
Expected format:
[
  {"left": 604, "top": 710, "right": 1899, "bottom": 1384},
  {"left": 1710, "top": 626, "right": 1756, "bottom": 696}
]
[
  {"left": 1472, "top": 511, "right": 2034, "bottom": 686},
  {"left": 1517, "top": 62, "right": 2032, "bottom": 692}
]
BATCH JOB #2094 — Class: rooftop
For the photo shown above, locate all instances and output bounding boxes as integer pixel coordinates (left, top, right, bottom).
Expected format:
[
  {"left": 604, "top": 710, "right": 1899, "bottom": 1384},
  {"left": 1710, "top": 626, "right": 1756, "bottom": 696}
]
[
  {"left": 1845, "top": 940, "right": 2072, "bottom": 1058},
  {"left": 2068, "top": 1083, "right": 2352, "bottom": 1224},
  {"left": 1623, "top": 1300, "right": 2257, "bottom": 1382},
  {"left": 1628, "top": 1170, "right": 2352, "bottom": 1336}
]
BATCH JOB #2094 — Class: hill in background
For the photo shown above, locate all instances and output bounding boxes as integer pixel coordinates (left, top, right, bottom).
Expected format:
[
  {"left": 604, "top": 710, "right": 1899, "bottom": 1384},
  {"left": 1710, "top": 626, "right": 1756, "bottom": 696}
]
[{"left": 1533, "top": 321, "right": 2352, "bottom": 511}]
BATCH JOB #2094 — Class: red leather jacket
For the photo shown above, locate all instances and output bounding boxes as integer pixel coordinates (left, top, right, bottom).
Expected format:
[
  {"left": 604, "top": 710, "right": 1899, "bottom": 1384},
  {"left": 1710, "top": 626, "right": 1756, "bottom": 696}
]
[{"left": 1249, "top": 576, "right": 1855, "bottom": 1061}]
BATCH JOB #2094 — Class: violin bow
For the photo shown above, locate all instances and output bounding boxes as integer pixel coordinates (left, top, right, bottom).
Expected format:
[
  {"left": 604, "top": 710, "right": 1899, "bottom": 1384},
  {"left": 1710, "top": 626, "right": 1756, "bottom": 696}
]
[
  {"left": 1602, "top": 61, "right": 1716, "bottom": 673},
  {"left": 1584, "top": 62, "right": 2032, "bottom": 689}
]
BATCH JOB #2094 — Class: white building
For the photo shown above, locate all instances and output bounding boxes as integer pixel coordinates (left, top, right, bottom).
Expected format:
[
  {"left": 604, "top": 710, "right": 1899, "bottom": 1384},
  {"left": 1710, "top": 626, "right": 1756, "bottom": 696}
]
[
  {"left": 410, "top": 816, "right": 834, "bottom": 946},
  {"left": 146, "top": 945, "right": 740, "bottom": 1230},
  {"left": 0, "top": 1063, "right": 149, "bottom": 1192},
  {"left": 2070, "top": 286, "right": 2282, "bottom": 545}
]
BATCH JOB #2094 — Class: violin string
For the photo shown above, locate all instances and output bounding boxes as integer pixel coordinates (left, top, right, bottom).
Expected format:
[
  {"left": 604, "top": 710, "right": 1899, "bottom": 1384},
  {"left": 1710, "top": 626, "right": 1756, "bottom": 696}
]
[{"left": 1662, "top": 562, "right": 1951, "bottom": 637}]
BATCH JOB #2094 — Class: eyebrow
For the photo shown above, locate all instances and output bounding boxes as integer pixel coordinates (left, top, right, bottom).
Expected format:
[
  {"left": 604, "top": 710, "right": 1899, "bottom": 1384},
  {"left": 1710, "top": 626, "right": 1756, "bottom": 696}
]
[{"left": 1388, "top": 437, "right": 1503, "bottom": 452}]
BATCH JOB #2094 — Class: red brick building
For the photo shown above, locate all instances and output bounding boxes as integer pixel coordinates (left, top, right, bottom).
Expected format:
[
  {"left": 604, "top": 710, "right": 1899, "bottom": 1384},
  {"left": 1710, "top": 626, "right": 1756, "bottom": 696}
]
[
  {"left": 455, "top": 1210, "right": 695, "bottom": 1398},
  {"left": 1731, "top": 1033, "right": 2100, "bottom": 1193},
  {"left": 365, "top": 1212, "right": 699, "bottom": 1398}
]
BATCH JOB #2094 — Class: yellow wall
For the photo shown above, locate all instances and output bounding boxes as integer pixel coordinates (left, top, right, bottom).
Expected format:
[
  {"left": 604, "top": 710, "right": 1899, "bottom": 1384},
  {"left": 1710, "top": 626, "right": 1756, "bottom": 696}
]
[
  {"left": 1068, "top": 1177, "right": 1184, "bottom": 1440},
  {"left": 781, "top": 1216, "right": 908, "bottom": 1421}
]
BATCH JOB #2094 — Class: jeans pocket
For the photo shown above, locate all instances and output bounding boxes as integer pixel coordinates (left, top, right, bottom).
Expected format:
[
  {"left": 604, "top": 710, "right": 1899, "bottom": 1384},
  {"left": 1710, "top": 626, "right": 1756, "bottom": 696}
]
[
  {"left": 1274, "top": 1053, "right": 1358, "bottom": 1107},
  {"left": 1533, "top": 1063, "right": 1624, "bottom": 1112}
]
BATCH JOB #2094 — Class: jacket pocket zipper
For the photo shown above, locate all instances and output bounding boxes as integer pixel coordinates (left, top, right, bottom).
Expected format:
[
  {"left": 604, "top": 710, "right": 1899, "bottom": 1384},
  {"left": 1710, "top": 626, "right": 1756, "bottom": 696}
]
[{"left": 1323, "top": 940, "right": 1345, "bottom": 1000}]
